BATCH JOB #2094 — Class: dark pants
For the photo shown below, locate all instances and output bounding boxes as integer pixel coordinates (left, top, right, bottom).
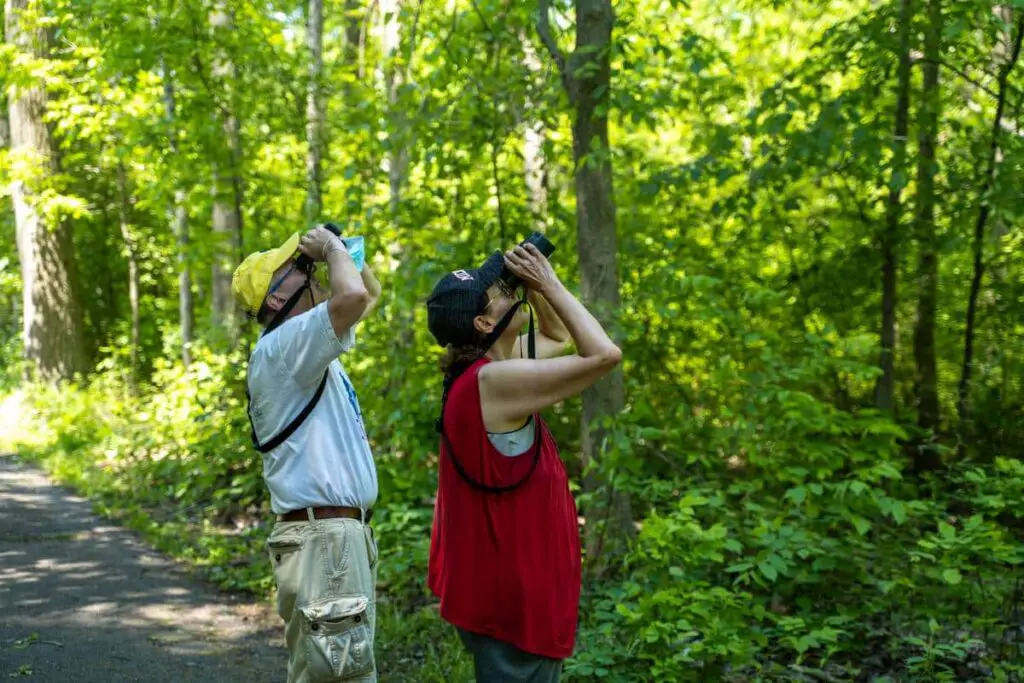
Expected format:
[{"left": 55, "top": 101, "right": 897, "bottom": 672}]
[{"left": 457, "top": 629, "right": 563, "bottom": 683}]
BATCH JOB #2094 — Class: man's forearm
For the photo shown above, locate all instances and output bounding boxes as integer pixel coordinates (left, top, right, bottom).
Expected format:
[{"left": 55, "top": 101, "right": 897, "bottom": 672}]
[
  {"left": 357, "top": 264, "right": 382, "bottom": 322},
  {"left": 361, "top": 264, "right": 382, "bottom": 302},
  {"left": 326, "top": 244, "right": 364, "bottom": 297},
  {"left": 324, "top": 246, "right": 370, "bottom": 336}
]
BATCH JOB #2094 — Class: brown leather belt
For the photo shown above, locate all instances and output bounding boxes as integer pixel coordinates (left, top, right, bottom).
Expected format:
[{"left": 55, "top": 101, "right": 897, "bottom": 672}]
[{"left": 280, "top": 506, "right": 372, "bottom": 523}]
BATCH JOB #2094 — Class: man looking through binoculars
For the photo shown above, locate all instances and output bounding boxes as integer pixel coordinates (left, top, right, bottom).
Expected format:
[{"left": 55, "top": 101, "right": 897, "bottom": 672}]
[{"left": 232, "top": 225, "right": 382, "bottom": 682}]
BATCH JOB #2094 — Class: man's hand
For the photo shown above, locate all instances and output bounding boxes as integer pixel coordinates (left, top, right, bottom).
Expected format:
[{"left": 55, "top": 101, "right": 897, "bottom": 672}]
[{"left": 298, "top": 226, "right": 346, "bottom": 263}]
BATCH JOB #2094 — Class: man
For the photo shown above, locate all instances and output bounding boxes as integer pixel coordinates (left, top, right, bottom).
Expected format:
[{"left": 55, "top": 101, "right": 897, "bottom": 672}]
[{"left": 231, "top": 225, "right": 382, "bottom": 682}]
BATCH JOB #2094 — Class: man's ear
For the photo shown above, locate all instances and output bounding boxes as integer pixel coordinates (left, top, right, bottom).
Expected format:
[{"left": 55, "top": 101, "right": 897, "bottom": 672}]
[{"left": 473, "top": 314, "right": 494, "bottom": 337}]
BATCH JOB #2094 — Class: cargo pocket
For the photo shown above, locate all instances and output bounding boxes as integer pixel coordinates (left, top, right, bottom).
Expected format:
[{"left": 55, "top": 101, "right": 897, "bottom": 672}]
[
  {"left": 300, "top": 595, "right": 375, "bottom": 681},
  {"left": 268, "top": 533, "right": 305, "bottom": 564}
]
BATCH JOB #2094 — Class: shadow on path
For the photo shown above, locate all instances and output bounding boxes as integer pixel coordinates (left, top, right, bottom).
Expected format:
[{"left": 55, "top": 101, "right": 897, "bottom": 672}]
[{"left": 0, "top": 455, "right": 286, "bottom": 682}]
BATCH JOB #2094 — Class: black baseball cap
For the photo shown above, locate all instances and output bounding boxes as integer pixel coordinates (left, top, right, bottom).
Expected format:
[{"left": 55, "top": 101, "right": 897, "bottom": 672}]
[{"left": 427, "top": 251, "right": 506, "bottom": 347}]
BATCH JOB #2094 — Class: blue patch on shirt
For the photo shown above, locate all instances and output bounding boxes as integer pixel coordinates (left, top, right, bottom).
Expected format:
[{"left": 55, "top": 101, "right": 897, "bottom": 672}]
[{"left": 339, "top": 369, "right": 369, "bottom": 443}]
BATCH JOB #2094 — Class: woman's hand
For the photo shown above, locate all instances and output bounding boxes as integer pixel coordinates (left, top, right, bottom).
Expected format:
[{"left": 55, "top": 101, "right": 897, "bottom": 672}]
[{"left": 503, "top": 243, "right": 561, "bottom": 294}]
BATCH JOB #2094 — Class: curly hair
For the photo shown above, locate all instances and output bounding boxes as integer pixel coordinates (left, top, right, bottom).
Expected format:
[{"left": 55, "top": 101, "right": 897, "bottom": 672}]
[{"left": 439, "top": 343, "right": 484, "bottom": 378}]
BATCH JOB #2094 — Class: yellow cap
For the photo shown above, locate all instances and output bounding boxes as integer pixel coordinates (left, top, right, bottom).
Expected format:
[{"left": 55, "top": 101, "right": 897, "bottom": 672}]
[{"left": 231, "top": 232, "right": 301, "bottom": 315}]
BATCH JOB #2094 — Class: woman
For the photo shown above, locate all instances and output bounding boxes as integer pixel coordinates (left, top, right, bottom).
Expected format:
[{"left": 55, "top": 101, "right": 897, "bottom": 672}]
[{"left": 425, "top": 242, "right": 622, "bottom": 682}]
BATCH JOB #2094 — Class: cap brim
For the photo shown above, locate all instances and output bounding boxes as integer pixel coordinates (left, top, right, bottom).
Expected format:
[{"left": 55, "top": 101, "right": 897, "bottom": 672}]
[
  {"left": 477, "top": 251, "right": 504, "bottom": 287},
  {"left": 266, "top": 232, "right": 301, "bottom": 276}
]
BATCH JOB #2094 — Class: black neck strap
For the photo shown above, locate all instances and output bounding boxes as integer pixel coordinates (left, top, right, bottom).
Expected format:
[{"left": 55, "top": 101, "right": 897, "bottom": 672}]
[
  {"left": 479, "top": 295, "right": 526, "bottom": 354},
  {"left": 263, "top": 275, "right": 315, "bottom": 337},
  {"left": 437, "top": 296, "right": 540, "bottom": 494},
  {"left": 246, "top": 271, "right": 322, "bottom": 453}
]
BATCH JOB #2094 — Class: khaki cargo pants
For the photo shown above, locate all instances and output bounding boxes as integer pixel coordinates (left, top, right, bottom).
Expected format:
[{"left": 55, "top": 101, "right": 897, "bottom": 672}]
[{"left": 268, "top": 513, "right": 378, "bottom": 683}]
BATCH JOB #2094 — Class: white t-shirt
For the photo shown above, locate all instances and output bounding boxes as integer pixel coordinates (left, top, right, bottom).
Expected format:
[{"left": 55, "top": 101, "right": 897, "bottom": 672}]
[{"left": 247, "top": 302, "right": 378, "bottom": 514}]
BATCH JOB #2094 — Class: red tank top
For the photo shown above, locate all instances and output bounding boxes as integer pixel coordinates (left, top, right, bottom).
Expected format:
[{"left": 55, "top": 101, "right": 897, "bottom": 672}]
[{"left": 428, "top": 358, "right": 581, "bottom": 659}]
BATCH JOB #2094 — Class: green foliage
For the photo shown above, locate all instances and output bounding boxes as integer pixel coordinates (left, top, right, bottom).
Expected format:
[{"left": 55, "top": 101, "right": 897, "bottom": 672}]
[{"left": 5, "top": 0, "right": 1024, "bottom": 679}]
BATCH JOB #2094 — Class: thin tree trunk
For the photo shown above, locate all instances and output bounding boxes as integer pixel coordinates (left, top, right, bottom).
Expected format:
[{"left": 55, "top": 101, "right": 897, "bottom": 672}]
[
  {"left": 0, "top": 90, "right": 8, "bottom": 149},
  {"left": 380, "top": 0, "right": 408, "bottom": 216},
  {"left": 305, "top": 0, "right": 324, "bottom": 221},
  {"left": 911, "top": 0, "right": 942, "bottom": 467},
  {"left": 520, "top": 35, "right": 548, "bottom": 228},
  {"left": 538, "top": 0, "right": 635, "bottom": 575},
  {"left": 957, "top": 12, "right": 1024, "bottom": 427},
  {"left": 210, "top": 3, "right": 243, "bottom": 342},
  {"left": 343, "top": 0, "right": 362, "bottom": 98},
  {"left": 379, "top": 0, "right": 418, "bottom": 396},
  {"left": 6, "top": 0, "right": 88, "bottom": 383},
  {"left": 116, "top": 160, "right": 140, "bottom": 390},
  {"left": 876, "top": 0, "right": 914, "bottom": 413},
  {"left": 163, "top": 63, "right": 192, "bottom": 367}
]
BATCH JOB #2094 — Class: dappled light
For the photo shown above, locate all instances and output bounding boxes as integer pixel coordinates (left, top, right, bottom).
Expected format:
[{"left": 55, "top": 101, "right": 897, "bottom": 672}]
[
  {"left": 1, "top": 0, "right": 1024, "bottom": 680},
  {"left": 0, "top": 456, "right": 284, "bottom": 680}
]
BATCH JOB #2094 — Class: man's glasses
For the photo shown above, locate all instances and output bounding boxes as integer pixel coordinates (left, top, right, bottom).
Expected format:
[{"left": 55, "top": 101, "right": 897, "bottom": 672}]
[{"left": 267, "top": 262, "right": 318, "bottom": 297}]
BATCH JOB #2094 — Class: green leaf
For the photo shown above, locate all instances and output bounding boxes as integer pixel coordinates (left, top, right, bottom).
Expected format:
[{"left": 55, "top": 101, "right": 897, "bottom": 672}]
[
  {"left": 851, "top": 516, "right": 871, "bottom": 536},
  {"left": 938, "top": 522, "right": 955, "bottom": 540},
  {"left": 942, "top": 569, "right": 962, "bottom": 585},
  {"left": 759, "top": 561, "right": 778, "bottom": 582},
  {"left": 724, "top": 538, "right": 744, "bottom": 553},
  {"left": 786, "top": 486, "right": 806, "bottom": 504},
  {"left": 891, "top": 501, "right": 907, "bottom": 525}
]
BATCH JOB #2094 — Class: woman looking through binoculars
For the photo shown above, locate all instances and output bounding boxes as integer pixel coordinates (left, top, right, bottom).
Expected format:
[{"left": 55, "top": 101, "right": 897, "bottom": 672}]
[{"left": 425, "top": 239, "right": 622, "bottom": 682}]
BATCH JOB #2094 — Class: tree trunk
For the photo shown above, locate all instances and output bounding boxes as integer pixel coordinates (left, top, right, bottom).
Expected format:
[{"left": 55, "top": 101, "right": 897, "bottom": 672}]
[
  {"left": 343, "top": 0, "right": 361, "bottom": 98},
  {"left": 210, "top": 3, "right": 243, "bottom": 342},
  {"left": 957, "top": 11, "right": 1023, "bottom": 428},
  {"left": 911, "top": 0, "right": 942, "bottom": 467},
  {"left": 305, "top": 0, "right": 324, "bottom": 221},
  {"left": 0, "top": 91, "right": 8, "bottom": 149},
  {"left": 163, "top": 63, "right": 192, "bottom": 367},
  {"left": 520, "top": 35, "right": 548, "bottom": 228},
  {"left": 116, "top": 160, "right": 140, "bottom": 390},
  {"left": 876, "top": 0, "right": 913, "bottom": 413},
  {"left": 538, "top": 0, "right": 635, "bottom": 574},
  {"left": 379, "top": 0, "right": 418, "bottom": 395},
  {"left": 6, "top": 0, "right": 88, "bottom": 383},
  {"left": 380, "top": 0, "right": 408, "bottom": 216}
]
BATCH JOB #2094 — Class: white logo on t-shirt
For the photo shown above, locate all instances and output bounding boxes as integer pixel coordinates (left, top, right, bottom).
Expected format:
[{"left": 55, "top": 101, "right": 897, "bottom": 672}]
[{"left": 453, "top": 270, "right": 473, "bottom": 281}]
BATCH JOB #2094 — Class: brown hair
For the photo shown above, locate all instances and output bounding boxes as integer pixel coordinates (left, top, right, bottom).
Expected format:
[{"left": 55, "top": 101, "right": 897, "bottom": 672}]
[{"left": 439, "top": 344, "right": 484, "bottom": 377}]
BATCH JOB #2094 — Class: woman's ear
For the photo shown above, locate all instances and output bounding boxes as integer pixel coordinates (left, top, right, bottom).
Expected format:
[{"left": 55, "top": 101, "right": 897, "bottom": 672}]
[{"left": 473, "top": 314, "right": 494, "bottom": 337}]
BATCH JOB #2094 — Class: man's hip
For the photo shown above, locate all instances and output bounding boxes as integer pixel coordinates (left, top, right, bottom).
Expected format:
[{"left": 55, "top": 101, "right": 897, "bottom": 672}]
[{"left": 268, "top": 515, "right": 378, "bottom": 682}]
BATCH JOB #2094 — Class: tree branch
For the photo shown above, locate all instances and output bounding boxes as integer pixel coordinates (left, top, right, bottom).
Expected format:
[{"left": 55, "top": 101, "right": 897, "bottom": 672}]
[
  {"left": 537, "top": 0, "right": 572, "bottom": 97},
  {"left": 188, "top": 16, "right": 232, "bottom": 122},
  {"left": 911, "top": 54, "right": 1021, "bottom": 100},
  {"left": 469, "top": 0, "right": 496, "bottom": 39}
]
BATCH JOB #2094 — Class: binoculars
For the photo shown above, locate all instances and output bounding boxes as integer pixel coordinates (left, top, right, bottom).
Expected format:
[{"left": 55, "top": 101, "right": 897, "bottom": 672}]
[
  {"left": 295, "top": 223, "right": 365, "bottom": 273},
  {"left": 500, "top": 232, "right": 556, "bottom": 289},
  {"left": 295, "top": 223, "right": 342, "bottom": 272}
]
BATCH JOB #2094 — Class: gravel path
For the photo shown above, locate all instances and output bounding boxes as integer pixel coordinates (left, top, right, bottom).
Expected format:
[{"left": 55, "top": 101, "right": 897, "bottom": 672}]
[{"left": 0, "top": 455, "right": 287, "bottom": 682}]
